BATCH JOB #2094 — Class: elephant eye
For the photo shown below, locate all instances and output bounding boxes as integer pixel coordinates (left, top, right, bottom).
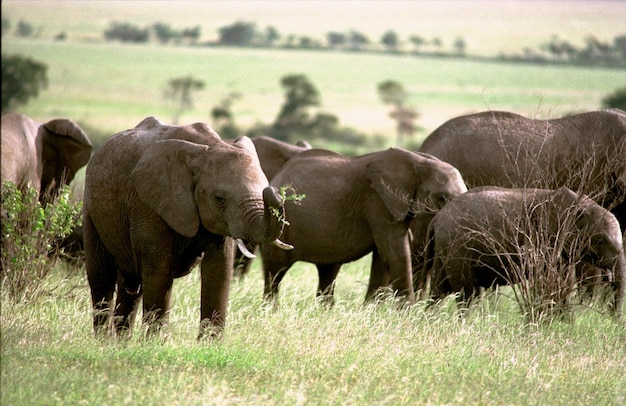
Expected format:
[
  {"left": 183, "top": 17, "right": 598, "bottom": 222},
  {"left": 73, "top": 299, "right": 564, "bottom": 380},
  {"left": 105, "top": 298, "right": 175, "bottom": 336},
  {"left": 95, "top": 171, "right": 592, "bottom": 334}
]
[
  {"left": 214, "top": 191, "right": 226, "bottom": 207},
  {"left": 432, "top": 193, "right": 449, "bottom": 207}
]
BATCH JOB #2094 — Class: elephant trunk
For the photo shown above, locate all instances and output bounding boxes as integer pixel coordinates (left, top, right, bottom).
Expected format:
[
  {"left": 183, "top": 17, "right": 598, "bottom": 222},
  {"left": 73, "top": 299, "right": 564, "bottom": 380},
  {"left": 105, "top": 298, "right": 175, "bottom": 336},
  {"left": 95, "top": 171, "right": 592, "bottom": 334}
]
[
  {"left": 260, "top": 186, "right": 286, "bottom": 242},
  {"left": 613, "top": 251, "right": 625, "bottom": 318},
  {"left": 232, "top": 186, "right": 286, "bottom": 248}
]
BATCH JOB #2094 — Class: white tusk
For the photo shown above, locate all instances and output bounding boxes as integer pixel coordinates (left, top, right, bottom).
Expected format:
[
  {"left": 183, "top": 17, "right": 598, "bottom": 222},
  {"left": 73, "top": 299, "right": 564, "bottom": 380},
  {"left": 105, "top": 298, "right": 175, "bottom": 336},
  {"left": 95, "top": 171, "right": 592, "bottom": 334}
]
[
  {"left": 236, "top": 239, "right": 256, "bottom": 259},
  {"left": 273, "top": 239, "right": 294, "bottom": 250}
]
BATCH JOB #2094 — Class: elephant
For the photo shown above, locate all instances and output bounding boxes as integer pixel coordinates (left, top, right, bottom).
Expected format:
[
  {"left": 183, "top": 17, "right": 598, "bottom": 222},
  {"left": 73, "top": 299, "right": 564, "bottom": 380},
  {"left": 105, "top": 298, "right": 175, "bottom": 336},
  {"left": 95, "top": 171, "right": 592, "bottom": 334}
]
[
  {"left": 83, "top": 117, "right": 289, "bottom": 338},
  {"left": 1, "top": 112, "right": 92, "bottom": 203},
  {"left": 413, "top": 109, "right": 626, "bottom": 290},
  {"left": 251, "top": 136, "right": 312, "bottom": 181},
  {"left": 260, "top": 147, "right": 467, "bottom": 305},
  {"left": 418, "top": 109, "right": 626, "bottom": 230},
  {"left": 233, "top": 136, "right": 312, "bottom": 278},
  {"left": 422, "top": 186, "right": 625, "bottom": 317}
]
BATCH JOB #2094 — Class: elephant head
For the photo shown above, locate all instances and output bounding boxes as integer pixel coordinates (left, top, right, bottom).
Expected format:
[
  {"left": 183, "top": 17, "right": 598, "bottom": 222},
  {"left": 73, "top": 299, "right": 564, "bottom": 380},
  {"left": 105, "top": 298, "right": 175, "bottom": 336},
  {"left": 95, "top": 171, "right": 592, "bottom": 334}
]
[
  {"left": 519, "top": 186, "right": 625, "bottom": 316},
  {"left": 129, "top": 134, "right": 286, "bottom": 248},
  {"left": 559, "top": 188, "right": 626, "bottom": 316},
  {"left": 365, "top": 148, "right": 467, "bottom": 222}
]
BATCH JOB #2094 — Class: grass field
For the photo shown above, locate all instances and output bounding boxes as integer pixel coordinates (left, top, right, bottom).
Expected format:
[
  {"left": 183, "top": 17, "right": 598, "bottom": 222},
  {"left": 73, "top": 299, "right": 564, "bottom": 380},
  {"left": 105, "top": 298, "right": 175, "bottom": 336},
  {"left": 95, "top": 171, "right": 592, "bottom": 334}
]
[
  {"left": 3, "top": 37, "right": 624, "bottom": 148},
  {"left": 2, "top": 259, "right": 626, "bottom": 405}
]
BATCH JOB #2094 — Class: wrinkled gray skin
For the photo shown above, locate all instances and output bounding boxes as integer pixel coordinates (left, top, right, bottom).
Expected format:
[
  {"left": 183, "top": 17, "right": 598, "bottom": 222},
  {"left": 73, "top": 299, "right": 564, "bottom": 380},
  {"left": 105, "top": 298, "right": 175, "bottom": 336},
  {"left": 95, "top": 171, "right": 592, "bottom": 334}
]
[
  {"left": 414, "top": 109, "right": 626, "bottom": 291},
  {"left": 1, "top": 112, "right": 92, "bottom": 202},
  {"left": 83, "top": 117, "right": 287, "bottom": 338},
  {"left": 233, "top": 136, "right": 312, "bottom": 278},
  {"left": 419, "top": 109, "right": 626, "bottom": 229},
  {"left": 423, "top": 187, "right": 625, "bottom": 317},
  {"left": 260, "top": 147, "right": 467, "bottom": 305}
]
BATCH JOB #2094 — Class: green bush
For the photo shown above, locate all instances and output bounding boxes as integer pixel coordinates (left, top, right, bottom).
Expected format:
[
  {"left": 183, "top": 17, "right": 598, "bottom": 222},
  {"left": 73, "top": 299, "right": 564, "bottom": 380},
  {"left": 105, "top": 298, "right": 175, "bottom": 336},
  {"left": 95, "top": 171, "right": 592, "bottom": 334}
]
[
  {"left": 1, "top": 181, "right": 82, "bottom": 300},
  {"left": 601, "top": 86, "right": 626, "bottom": 110}
]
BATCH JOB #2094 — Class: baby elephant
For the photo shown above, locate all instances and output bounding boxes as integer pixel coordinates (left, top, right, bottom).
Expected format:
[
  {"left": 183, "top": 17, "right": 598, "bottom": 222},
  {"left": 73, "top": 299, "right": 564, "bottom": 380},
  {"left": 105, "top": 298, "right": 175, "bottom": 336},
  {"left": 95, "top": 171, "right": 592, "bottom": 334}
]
[{"left": 422, "top": 187, "right": 625, "bottom": 316}]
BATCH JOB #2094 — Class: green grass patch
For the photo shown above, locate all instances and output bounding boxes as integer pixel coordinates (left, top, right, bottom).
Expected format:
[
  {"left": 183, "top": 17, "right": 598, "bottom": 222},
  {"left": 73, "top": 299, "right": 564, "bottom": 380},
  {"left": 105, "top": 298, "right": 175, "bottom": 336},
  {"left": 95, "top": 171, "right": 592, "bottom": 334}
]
[
  {"left": 3, "top": 258, "right": 625, "bottom": 405},
  {"left": 3, "top": 38, "right": 624, "bottom": 150}
]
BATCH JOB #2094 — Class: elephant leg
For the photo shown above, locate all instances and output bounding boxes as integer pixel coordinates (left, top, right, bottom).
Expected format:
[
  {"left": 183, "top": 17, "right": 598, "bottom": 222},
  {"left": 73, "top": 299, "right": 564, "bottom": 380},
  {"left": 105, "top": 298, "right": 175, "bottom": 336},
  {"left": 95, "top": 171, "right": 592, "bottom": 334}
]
[
  {"left": 261, "top": 244, "right": 292, "bottom": 303},
  {"left": 410, "top": 213, "right": 436, "bottom": 294},
  {"left": 141, "top": 262, "right": 175, "bottom": 336},
  {"left": 263, "top": 265, "right": 291, "bottom": 303},
  {"left": 199, "top": 237, "right": 234, "bottom": 339},
  {"left": 316, "top": 263, "right": 341, "bottom": 306},
  {"left": 113, "top": 272, "right": 142, "bottom": 336},
  {"left": 84, "top": 213, "right": 117, "bottom": 336},
  {"left": 428, "top": 255, "right": 453, "bottom": 302},
  {"left": 365, "top": 249, "right": 390, "bottom": 302},
  {"left": 456, "top": 271, "right": 480, "bottom": 309},
  {"left": 369, "top": 227, "right": 414, "bottom": 302}
]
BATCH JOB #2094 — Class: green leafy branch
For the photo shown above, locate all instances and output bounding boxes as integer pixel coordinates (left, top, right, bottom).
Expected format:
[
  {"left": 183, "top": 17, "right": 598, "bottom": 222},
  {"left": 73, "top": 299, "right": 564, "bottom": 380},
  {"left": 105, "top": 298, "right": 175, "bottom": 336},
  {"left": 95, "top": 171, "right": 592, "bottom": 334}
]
[{"left": 271, "top": 183, "right": 305, "bottom": 226}]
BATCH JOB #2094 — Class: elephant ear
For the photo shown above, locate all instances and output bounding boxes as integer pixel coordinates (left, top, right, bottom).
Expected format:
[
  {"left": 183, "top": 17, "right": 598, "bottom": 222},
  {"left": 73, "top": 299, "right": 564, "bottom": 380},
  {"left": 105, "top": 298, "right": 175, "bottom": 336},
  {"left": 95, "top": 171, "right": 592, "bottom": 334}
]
[
  {"left": 130, "top": 139, "right": 207, "bottom": 238},
  {"left": 366, "top": 154, "right": 415, "bottom": 222},
  {"left": 232, "top": 136, "right": 262, "bottom": 166},
  {"left": 296, "top": 140, "right": 312, "bottom": 149},
  {"left": 43, "top": 119, "right": 93, "bottom": 174},
  {"left": 545, "top": 186, "right": 595, "bottom": 234},
  {"left": 134, "top": 116, "right": 164, "bottom": 130}
]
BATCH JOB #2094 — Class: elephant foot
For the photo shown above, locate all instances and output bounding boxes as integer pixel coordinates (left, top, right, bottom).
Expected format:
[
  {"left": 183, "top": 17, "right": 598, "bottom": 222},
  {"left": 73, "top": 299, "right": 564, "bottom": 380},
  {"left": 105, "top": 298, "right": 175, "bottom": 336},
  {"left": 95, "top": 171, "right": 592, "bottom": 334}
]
[{"left": 198, "top": 319, "right": 224, "bottom": 341}]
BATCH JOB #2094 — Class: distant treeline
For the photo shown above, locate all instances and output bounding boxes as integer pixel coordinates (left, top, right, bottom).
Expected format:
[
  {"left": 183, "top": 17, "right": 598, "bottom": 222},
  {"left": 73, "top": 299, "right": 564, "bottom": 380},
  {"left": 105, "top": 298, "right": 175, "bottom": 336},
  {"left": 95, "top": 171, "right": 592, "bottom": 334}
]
[{"left": 3, "top": 16, "right": 626, "bottom": 68}]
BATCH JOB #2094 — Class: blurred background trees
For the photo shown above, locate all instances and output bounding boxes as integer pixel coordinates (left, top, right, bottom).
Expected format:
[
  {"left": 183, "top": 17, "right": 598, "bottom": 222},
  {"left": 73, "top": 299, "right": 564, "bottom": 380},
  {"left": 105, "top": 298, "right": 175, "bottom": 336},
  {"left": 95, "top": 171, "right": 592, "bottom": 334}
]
[
  {"left": 1, "top": 54, "right": 48, "bottom": 113},
  {"left": 164, "top": 75, "right": 205, "bottom": 124},
  {"left": 602, "top": 87, "right": 626, "bottom": 110},
  {"left": 377, "top": 80, "right": 419, "bottom": 147}
]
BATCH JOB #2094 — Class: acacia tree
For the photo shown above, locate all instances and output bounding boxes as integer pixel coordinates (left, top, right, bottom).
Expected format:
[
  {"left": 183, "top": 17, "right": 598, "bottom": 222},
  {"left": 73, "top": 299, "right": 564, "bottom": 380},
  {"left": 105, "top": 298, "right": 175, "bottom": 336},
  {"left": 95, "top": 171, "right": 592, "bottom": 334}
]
[
  {"left": 377, "top": 80, "right": 418, "bottom": 147},
  {"left": 409, "top": 35, "right": 426, "bottom": 54},
  {"left": 274, "top": 74, "right": 320, "bottom": 132},
  {"left": 210, "top": 91, "right": 242, "bottom": 138},
  {"left": 163, "top": 75, "right": 205, "bottom": 124},
  {"left": 327, "top": 32, "right": 346, "bottom": 49},
  {"left": 381, "top": 30, "right": 399, "bottom": 52},
  {"left": 1, "top": 54, "right": 48, "bottom": 113},
  {"left": 218, "top": 21, "right": 256, "bottom": 46}
]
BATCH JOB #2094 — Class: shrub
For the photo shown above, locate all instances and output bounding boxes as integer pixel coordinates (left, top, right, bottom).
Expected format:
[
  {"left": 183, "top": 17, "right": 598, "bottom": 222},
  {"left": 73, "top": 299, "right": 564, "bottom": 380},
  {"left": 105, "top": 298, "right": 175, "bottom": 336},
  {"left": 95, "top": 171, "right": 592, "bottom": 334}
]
[
  {"left": 601, "top": 87, "right": 626, "bottom": 110},
  {"left": 1, "top": 182, "right": 82, "bottom": 300}
]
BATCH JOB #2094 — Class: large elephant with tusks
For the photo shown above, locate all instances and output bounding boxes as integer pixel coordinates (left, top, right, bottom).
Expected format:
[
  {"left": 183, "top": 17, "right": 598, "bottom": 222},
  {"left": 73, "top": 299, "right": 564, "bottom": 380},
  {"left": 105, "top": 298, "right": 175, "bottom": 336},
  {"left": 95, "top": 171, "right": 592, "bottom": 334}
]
[{"left": 83, "top": 117, "right": 290, "bottom": 338}]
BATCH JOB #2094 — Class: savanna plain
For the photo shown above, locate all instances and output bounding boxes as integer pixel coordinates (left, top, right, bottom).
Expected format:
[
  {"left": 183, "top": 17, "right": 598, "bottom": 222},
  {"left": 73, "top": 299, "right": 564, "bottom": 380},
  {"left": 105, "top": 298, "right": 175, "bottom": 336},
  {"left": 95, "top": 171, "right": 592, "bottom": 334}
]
[{"left": 2, "top": 1, "right": 626, "bottom": 404}]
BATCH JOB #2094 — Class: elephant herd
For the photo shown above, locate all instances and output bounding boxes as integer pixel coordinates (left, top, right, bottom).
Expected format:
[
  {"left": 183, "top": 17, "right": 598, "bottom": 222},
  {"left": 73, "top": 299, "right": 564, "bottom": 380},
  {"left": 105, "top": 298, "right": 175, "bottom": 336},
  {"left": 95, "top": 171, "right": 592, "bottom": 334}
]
[{"left": 1, "top": 108, "right": 624, "bottom": 339}]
